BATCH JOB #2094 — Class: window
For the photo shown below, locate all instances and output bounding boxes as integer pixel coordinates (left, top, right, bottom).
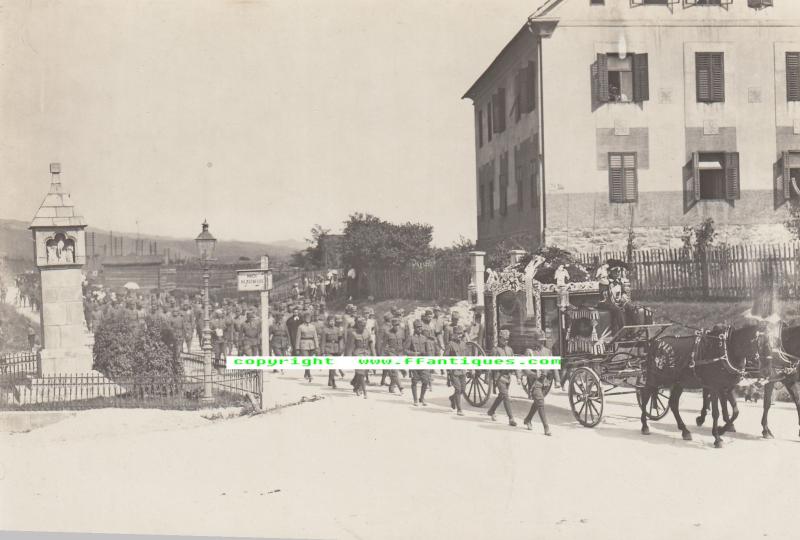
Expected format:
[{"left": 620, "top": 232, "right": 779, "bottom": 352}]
[
  {"left": 748, "top": 0, "right": 774, "bottom": 8},
  {"left": 696, "top": 0, "right": 722, "bottom": 5},
  {"left": 492, "top": 89, "right": 506, "bottom": 133},
  {"left": 590, "top": 0, "right": 604, "bottom": 4},
  {"left": 641, "top": 0, "right": 669, "bottom": 4},
  {"left": 787, "top": 52, "right": 800, "bottom": 102},
  {"left": 593, "top": 53, "right": 649, "bottom": 104},
  {"left": 685, "top": 152, "right": 739, "bottom": 208},
  {"left": 776, "top": 151, "right": 800, "bottom": 208},
  {"left": 696, "top": 52, "right": 725, "bottom": 103},
  {"left": 608, "top": 153, "right": 637, "bottom": 203},
  {"left": 477, "top": 109, "right": 484, "bottom": 147}
]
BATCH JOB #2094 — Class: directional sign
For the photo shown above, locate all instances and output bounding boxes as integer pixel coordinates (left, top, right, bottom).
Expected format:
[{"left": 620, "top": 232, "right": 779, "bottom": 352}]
[{"left": 237, "top": 269, "right": 272, "bottom": 292}]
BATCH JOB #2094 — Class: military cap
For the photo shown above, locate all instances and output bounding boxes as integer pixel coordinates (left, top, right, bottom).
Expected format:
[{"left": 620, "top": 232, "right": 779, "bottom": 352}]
[
  {"left": 355, "top": 316, "right": 366, "bottom": 325},
  {"left": 424, "top": 309, "right": 434, "bottom": 317},
  {"left": 391, "top": 317, "right": 400, "bottom": 324},
  {"left": 530, "top": 328, "right": 545, "bottom": 341},
  {"left": 413, "top": 319, "right": 423, "bottom": 328},
  {"left": 451, "top": 311, "right": 461, "bottom": 319},
  {"left": 383, "top": 313, "right": 392, "bottom": 321},
  {"left": 334, "top": 314, "right": 343, "bottom": 322},
  {"left": 453, "top": 325, "right": 465, "bottom": 335},
  {"left": 499, "top": 329, "right": 511, "bottom": 339},
  {"left": 364, "top": 307, "right": 374, "bottom": 316}
]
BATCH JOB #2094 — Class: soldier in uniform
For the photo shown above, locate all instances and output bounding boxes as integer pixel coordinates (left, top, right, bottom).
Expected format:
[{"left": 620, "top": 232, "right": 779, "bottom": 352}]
[
  {"left": 445, "top": 325, "right": 468, "bottom": 415},
  {"left": 379, "top": 317, "right": 405, "bottom": 394},
  {"left": 241, "top": 311, "right": 261, "bottom": 355},
  {"left": 210, "top": 309, "right": 227, "bottom": 364},
  {"left": 286, "top": 306, "right": 303, "bottom": 354},
  {"left": 379, "top": 312, "right": 393, "bottom": 386},
  {"left": 297, "top": 312, "right": 319, "bottom": 382},
  {"left": 346, "top": 316, "right": 373, "bottom": 398},
  {"left": 321, "top": 315, "right": 344, "bottom": 388},
  {"left": 487, "top": 329, "right": 520, "bottom": 426},
  {"left": 521, "top": 332, "right": 552, "bottom": 435},
  {"left": 333, "top": 314, "right": 346, "bottom": 378},
  {"left": 270, "top": 310, "right": 291, "bottom": 355},
  {"left": 167, "top": 308, "right": 185, "bottom": 360},
  {"left": 405, "top": 319, "right": 433, "bottom": 406}
]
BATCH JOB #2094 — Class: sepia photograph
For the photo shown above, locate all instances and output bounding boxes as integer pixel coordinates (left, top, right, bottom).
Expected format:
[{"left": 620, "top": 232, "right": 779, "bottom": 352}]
[{"left": 2, "top": 1, "right": 800, "bottom": 539}]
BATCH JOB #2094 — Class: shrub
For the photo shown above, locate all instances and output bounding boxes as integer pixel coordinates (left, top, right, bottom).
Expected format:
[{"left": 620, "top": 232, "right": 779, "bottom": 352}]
[{"left": 93, "top": 310, "right": 183, "bottom": 379}]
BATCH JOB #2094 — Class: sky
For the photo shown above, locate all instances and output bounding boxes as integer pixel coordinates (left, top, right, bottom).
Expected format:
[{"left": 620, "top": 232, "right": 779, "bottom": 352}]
[{"left": 0, "top": 0, "right": 535, "bottom": 247}]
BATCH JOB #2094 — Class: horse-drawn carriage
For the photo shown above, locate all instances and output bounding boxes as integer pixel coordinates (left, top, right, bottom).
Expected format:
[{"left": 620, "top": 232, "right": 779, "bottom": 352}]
[{"left": 463, "top": 254, "right": 672, "bottom": 427}]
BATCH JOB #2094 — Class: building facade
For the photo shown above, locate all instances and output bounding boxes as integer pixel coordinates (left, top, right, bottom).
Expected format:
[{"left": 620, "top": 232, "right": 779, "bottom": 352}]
[{"left": 464, "top": 0, "right": 800, "bottom": 252}]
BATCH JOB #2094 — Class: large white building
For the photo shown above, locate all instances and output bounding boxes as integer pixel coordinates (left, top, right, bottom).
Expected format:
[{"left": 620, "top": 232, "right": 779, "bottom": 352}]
[{"left": 464, "top": 0, "right": 800, "bottom": 252}]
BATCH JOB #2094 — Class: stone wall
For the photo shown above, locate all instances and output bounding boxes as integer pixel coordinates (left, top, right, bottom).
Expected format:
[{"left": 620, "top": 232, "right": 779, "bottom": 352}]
[{"left": 546, "top": 223, "right": 794, "bottom": 254}]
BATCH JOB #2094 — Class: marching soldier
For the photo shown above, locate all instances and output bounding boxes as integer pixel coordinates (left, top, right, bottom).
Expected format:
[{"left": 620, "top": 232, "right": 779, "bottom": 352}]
[
  {"left": 270, "top": 310, "right": 291, "bottom": 355},
  {"left": 445, "top": 325, "right": 468, "bottom": 415},
  {"left": 321, "top": 315, "right": 344, "bottom": 388},
  {"left": 297, "top": 312, "right": 319, "bottom": 382},
  {"left": 346, "top": 316, "right": 374, "bottom": 398},
  {"left": 286, "top": 306, "right": 303, "bottom": 353},
  {"left": 405, "top": 319, "right": 433, "bottom": 406},
  {"left": 241, "top": 311, "right": 261, "bottom": 356},
  {"left": 487, "top": 329, "right": 519, "bottom": 427},
  {"left": 521, "top": 333, "right": 552, "bottom": 436},
  {"left": 379, "top": 317, "right": 405, "bottom": 395},
  {"left": 379, "top": 312, "right": 393, "bottom": 386}
]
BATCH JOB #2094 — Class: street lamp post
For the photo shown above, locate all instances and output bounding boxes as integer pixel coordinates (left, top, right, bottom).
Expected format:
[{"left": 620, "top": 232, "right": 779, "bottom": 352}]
[{"left": 195, "top": 220, "right": 217, "bottom": 402}]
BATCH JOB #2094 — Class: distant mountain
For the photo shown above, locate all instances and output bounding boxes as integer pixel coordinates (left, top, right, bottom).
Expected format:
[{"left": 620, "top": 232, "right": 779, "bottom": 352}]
[{"left": 0, "top": 218, "right": 301, "bottom": 265}]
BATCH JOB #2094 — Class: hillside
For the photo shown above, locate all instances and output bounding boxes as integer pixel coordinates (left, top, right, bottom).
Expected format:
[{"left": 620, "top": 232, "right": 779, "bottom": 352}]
[{"left": 0, "top": 219, "right": 304, "bottom": 265}]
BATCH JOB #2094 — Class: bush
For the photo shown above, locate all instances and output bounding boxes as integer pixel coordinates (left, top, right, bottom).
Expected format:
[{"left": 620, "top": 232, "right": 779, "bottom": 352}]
[{"left": 93, "top": 310, "right": 183, "bottom": 379}]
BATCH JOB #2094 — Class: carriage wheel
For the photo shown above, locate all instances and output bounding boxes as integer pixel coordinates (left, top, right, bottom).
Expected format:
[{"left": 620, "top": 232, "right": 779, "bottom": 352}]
[
  {"left": 464, "top": 370, "right": 490, "bottom": 407},
  {"left": 636, "top": 387, "right": 671, "bottom": 421},
  {"left": 568, "top": 367, "right": 604, "bottom": 427}
]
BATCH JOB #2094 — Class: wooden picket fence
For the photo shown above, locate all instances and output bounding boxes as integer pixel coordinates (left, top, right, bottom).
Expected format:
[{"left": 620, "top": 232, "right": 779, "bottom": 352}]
[
  {"left": 365, "top": 264, "right": 470, "bottom": 301},
  {"left": 578, "top": 242, "right": 800, "bottom": 300}
]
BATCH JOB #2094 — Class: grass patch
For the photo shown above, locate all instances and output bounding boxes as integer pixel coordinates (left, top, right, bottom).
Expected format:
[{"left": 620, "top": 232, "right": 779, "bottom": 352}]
[{"left": 0, "top": 304, "right": 38, "bottom": 353}]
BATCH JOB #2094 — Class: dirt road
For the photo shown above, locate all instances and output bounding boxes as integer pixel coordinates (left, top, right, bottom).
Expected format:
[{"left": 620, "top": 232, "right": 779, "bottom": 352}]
[{"left": 1, "top": 374, "right": 798, "bottom": 539}]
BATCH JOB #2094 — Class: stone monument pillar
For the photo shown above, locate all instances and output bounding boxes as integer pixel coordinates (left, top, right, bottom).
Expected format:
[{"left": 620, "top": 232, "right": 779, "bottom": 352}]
[
  {"left": 29, "top": 163, "right": 92, "bottom": 374},
  {"left": 509, "top": 249, "right": 526, "bottom": 265},
  {"left": 468, "top": 251, "right": 486, "bottom": 307}
]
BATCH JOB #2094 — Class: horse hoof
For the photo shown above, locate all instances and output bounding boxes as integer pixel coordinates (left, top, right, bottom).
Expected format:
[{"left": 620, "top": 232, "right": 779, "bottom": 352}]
[
  {"left": 641, "top": 426, "right": 650, "bottom": 435},
  {"left": 762, "top": 430, "right": 774, "bottom": 439},
  {"left": 695, "top": 416, "right": 705, "bottom": 427},
  {"left": 682, "top": 430, "right": 692, "bottom": 441},
  {"left": 714, "top": 440, "right": 723, "bottom": 449}
]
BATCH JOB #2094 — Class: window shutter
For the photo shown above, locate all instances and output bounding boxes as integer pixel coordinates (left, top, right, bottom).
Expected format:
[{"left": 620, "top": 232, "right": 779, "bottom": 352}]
[
  {"left": 787, "top": 52, "right": 800, "bottom": 102},
  {"left": 711, "top": 53, "right": 725, "bottom": 102},
  {"left": 696, "top": 53, "right": 711, "bottom": 102},
  {"left": 623, "top": 154, "right": 637, "bottom": 202},
  {"left": 632, "top": 53, "right": 649, "bottom": 102},
  {"left": 492, "top": 90, "right": 506, "bottom": 133},
  {"left": 525, "top": 61, "right": 537, "bottom": 113},
  {"left": 684, "top": 153, "right": 700, "bottom": 211},
  {"left": 596, "top": 53, "right": 609, "bottom": 102},
  {"left": 724, "top": 152, "right": 740, "bottom": 200},
  {"left": 609, "top": 154, "right": 624, "bottom": 203}
]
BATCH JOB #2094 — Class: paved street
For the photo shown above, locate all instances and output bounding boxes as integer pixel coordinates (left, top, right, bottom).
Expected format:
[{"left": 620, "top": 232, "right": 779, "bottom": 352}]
[{"left": 1, "top": 373, "right": 799, "bottom": 540}]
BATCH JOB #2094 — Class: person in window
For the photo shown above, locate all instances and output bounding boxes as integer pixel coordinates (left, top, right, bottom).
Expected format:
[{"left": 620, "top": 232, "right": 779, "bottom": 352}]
[{"left": 609, "top": 83, "right": 621, "bottom": 103}]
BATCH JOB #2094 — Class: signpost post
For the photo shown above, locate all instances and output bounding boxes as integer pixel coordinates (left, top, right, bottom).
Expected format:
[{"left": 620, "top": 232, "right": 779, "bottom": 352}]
[{"left": 237, "top": 258, "right": 273, "bottom": 410}]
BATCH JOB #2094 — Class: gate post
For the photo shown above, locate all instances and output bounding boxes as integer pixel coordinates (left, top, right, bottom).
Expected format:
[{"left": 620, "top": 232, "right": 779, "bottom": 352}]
[{"left": 469, "top": 251, "right": 486, "bottom": 307}]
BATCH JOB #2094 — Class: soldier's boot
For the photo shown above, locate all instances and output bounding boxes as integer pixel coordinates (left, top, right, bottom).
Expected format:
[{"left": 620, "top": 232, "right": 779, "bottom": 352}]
[
  {"left": 380, "top": 370, "right": 389, "bottom": 386},
  {"left": 411, "top": 383, "right": 419, "bottom": 406},
  {"left": 420, "top": 383, "right": 428, "bottom": 406}
]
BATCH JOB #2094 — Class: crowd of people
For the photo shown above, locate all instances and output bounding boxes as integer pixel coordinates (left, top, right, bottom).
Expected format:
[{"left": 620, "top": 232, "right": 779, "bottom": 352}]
[{"left": 83, "top": 285, "right": 553, "bottom": 435}]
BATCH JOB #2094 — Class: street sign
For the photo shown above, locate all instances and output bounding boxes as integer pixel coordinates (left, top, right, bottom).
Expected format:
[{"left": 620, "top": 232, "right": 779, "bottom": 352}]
[{"left": 237, "top": 269, "right": 273, "bottom": 292}]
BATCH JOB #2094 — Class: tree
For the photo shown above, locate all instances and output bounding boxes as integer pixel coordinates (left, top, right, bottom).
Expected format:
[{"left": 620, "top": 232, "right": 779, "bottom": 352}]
[
  {"left": 340, "top": 213, "right": 433, "bottom": 269},
  {"left": 290, "top": 224, "right": 330, "bottom": 269}
]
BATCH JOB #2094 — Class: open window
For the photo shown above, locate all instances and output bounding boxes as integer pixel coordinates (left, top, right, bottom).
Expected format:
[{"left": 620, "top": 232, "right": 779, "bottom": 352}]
[
  {"left": 593, "top": 53, "right": 649, "bottom": 104},
  {"left": 776, "top": 151, "right": 800, "bottom": 208},
  {"left": 684, "top": 151, "right": 739, "bottom": 210}
]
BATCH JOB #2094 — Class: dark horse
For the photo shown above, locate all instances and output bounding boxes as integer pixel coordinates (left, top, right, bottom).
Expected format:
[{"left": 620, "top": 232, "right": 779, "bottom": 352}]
[
  {"left": 697, "top": 323, "right": 800, "bottom": 439},
  {"left": 637, "top": 325, "right": 765, "bottom": 448}
]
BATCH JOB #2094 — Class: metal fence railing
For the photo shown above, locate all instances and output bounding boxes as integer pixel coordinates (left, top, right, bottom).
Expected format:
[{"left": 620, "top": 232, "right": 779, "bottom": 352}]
[
  {"left": 0, "top": 369, "right": 262, "bottom": 411},
  {"left": 0, "top": 351, "right": 40, "bottom": 382}
]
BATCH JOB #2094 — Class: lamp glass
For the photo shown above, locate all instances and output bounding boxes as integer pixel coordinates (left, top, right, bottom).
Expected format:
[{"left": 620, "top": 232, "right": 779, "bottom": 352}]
[{"left": 195, "top": 221, "right": 217, "bottom": 261}]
